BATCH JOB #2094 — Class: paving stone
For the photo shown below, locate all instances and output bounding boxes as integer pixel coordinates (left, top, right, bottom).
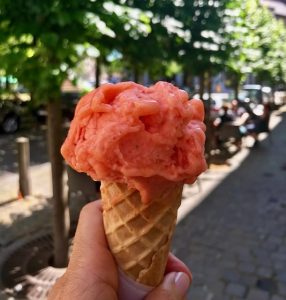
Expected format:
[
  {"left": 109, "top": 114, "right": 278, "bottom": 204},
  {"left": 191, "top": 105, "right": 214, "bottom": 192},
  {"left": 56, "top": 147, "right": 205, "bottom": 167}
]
[
  {"left": 267, "top": 236, "right": 282, "bottom": 246},
  {"left": 216, "top": 295, "right": 233, "bottom": 300},
  {"left": 238, "top": 274, "right": 258, "bottom": 287},
  {"left": 222, "top": 269, "right": 241, "bottom": 282},
  {"left": 225, "top": 283, "right": 247, "bottom": 298},
  {"left": 222, "top": 259, "right": 237, "bottom": 269},
  {"left": 277, "top": 244, "right": 286, "bottom": 253},
  {"left": 276, "top": 271, "right": 286, "bottom": 283},
  {"left": 273, "top": 262, "right": 284, "bottom": 272},
  {"left": 246, "top": 288, "right": 270, "bottom": 300},
  {"left": 271, "top": 252, "right": 286, "bottom": 262},
  {"left": 192, "top": 272, "right": 207, "bottom": 286},
  {"left": 238, "top": 262, "right": 256, "bottom": 274},
  {"left": 206, "top": 280, "right": 225, "bottom": 296},
  {"left": 271, "top": 295, "right": 285, "bottom": 300},
  {"left": 187, "top": 286, "right": 212, "bottom": 300},
  {"left": 252, "top": 248, "right": 270, "bottom": 261},
  {"left": 257, "top": 266, "right": 273, "bottom": 278},
  {"left": 263, "top": 242, "right": 278, "bottom": 252},
  {"left": 256, "top": 278, "right": 278, "bottom": 294},
  {"left": 277, "top": 283, "right": 286, "bottom": 296},
  {"left": 238, "top": 254, "right": 254, "bottom": 263}
]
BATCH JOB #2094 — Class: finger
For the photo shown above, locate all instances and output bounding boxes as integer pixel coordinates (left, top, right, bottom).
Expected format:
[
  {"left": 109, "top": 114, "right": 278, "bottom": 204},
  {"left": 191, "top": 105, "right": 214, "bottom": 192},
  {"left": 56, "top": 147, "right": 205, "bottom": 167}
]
[
  {"left": 165, "top": 253, "right": 192, "bottom": 283},
  {"left": 145, "top": 253, "right": 192, "bottom": 300},
  {"left": 67, "top": 201, "right": 118, "bottom": 297},
  {"left": 71, "top": 200, "right": 106, "bottom": 253},
  {"left": 69, "top": 201, "right": 109, "bottom": 268},
  {"left": 145, "top": 272, "right": 190, "bottom": 300}
]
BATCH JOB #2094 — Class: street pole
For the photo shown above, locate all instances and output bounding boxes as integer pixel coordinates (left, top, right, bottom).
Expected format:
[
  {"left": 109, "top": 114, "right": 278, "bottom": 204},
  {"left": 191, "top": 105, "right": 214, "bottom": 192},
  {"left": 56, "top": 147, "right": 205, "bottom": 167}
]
[{"left": 16, "top": 137, "right": 31, "bottom": 197}]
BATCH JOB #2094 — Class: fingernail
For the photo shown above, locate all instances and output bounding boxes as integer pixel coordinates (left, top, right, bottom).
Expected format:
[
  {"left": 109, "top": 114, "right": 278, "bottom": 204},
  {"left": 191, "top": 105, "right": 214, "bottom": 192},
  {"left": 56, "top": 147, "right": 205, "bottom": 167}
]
[
  {"left": 163, "top": 272, "right": 190, "bottom": 297},
  {"left": 174, "top": 272, "right": 190, "bottom": 296}
]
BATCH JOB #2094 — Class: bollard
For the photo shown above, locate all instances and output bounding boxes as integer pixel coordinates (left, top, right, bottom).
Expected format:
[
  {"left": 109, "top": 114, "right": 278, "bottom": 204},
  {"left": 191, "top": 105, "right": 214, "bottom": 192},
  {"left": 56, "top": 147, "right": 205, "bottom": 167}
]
[{"left": 16, "top": 137, "right": 31, "bottom": 197}]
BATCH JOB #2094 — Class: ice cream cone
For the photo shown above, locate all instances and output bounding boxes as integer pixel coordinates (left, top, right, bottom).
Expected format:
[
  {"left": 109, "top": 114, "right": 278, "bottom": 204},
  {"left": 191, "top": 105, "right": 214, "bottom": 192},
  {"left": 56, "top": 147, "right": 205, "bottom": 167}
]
[{"left": 101, "top": 180, "right": 183, "bottom": 287}]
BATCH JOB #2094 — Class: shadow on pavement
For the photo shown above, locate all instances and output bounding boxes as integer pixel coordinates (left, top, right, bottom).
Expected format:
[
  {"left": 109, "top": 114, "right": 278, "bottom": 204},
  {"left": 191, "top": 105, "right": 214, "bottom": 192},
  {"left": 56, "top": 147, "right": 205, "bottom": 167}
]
[
  {"left": 173, "top": 112, "right": 286, "bottom": 299},
  {"left": 0, "top": 128, "right": 49, "bottom": 175},
  {"left": 0, "top": 198, "right": 52, "bottom": 250}
]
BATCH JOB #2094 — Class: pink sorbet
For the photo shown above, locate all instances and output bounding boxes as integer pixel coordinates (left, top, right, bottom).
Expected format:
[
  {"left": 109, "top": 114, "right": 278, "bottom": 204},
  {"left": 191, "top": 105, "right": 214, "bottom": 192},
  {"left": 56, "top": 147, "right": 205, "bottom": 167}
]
[{"left": 61, "top": 81, "right": 207, "bottom": 203}]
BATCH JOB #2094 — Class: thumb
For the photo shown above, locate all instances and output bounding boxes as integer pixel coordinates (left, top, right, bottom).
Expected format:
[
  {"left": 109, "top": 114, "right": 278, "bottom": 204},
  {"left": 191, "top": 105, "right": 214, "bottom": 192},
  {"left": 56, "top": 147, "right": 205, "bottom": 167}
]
[{"left": 145, "top": 272, "right": 190, "bottom": 300}]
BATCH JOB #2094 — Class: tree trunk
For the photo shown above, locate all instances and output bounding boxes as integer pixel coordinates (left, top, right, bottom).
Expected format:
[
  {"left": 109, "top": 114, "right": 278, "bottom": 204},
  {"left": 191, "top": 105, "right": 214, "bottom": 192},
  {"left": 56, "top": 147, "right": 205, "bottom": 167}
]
[
  {"left": 183, "top": 68, "right": 193, "bottom": 89},
  {"left": 5, "top": 75, "right": 10, "bottom": 91},
  {"left": 199, "top": 73, "right": 205, "bottom": 100},
  {"left": 95, "top": 57, "right": 101, "bottom": 88},
  {"left": 47, "top": 101, "right": 70, "bottom": 268},
  {"left": 134, "top": 65, "right": 140, "bottom": 83},
  {"left": 233, "top": 74, "right": 241, "bottom": 100},
  {"left": 183, "top": 69, "right": 189, "bottom": 87},
  {"left": 207, "top": 72, "right": 212, "bottom": 98},
  {"left": 204, "top": 72, "right": 214, "bottom": 166},
  {"left": 204, "top": 71, "right": 212, "bottom": 121}
]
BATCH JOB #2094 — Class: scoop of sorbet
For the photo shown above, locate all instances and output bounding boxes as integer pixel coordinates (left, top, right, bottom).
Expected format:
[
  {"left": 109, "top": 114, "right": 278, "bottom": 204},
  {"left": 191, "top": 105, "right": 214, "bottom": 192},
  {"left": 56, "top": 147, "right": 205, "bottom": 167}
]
[{"left": 61, "top": 81, "right": 207, "bottom": 203}]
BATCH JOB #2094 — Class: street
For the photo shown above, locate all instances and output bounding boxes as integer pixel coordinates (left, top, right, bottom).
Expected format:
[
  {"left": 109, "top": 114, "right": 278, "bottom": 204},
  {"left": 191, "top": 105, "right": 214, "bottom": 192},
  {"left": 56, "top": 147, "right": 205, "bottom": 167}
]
[{"left": 174, "top": 108, "right": 286, "bottom": 300}]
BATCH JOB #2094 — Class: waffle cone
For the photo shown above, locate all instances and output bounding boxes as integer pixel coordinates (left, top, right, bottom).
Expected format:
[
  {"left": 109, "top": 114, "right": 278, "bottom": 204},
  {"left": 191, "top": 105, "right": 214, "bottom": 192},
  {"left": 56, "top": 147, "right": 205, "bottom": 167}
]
[{"left": 101, "top": 180, "right": 183, "bottom": 287}]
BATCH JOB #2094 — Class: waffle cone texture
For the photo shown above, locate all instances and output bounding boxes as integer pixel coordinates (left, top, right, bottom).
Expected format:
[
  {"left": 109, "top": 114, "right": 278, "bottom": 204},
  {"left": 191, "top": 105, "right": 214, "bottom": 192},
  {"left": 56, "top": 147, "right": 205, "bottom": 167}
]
[{"left": 101, "top": 181, "right": 183, "bottom": 287}]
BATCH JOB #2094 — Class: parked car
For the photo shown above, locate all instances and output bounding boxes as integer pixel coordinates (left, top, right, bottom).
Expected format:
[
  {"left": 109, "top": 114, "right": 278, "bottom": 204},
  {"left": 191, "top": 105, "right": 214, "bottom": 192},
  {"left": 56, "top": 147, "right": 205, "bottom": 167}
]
[
  {"left": 0, "top": 91, "right": 80, "bottom": 133},
  {"left": 36, "top": 92, "right": 80, "bottom": 124},
  {"left": 62, "top": 91, "right": 80, "bottom": 120},
  {"left": 239, "top": 85, "right": 275, "bottom": 109},
  {"left": 0, "top": 98, "right": 31, "bottom": 133}
]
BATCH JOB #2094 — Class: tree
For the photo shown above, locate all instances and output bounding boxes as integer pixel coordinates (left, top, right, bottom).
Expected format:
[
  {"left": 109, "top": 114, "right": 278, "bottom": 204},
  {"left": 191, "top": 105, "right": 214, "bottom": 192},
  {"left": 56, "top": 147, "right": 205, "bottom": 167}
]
[
  {"left": 0, "top": 0, "right": 142, "bottom": 267},
  {"left": 225, "top": 0, "right": 286, "bottom": 96},
  {"left": 254, "top": 11, "right": 286, "bottom": 86},
  {"left": 165, "top": 0, "right": 229, "bottom": 162},
  {"left": 171, "top": 1, "right": 228, "bottom": 95},
  {"left": 107, "top": 0, "right": 179, "bottom": 82}
]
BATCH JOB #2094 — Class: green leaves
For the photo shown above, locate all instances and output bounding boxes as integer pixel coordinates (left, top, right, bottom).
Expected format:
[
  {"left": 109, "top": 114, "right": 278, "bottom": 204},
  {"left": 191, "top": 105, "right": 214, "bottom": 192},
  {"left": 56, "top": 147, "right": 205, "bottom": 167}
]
[
  {"left": 1, "top": 0, "right": 286, "bottom": 101},
  {"left": 0, "top": 0, "right": 131, "bottom": 102},
  {"left": 224, "top": 0, "right": 286, "bottom": 86},
  {"left": 40, "top": 33, "right": 59, "bottom": 48}
]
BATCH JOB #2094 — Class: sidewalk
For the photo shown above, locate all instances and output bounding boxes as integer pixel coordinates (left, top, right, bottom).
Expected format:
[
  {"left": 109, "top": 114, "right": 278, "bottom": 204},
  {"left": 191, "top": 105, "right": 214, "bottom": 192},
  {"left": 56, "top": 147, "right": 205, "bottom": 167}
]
[
  {"left": 174, "top": 108, "right": 286, "bottom": 300},
  {"left": 0, "top": 163, "right": 52, "bottom": 249},
  {"left": 0, "top": 162, "right": 52, "bottom": 204}
]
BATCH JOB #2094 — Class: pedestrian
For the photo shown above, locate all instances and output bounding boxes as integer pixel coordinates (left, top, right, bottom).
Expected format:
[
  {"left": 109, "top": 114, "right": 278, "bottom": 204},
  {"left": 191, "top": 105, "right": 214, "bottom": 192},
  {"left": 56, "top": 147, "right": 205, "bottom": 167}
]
[{"left": 244, "top": 102, "right": 271, "bottom": 146}]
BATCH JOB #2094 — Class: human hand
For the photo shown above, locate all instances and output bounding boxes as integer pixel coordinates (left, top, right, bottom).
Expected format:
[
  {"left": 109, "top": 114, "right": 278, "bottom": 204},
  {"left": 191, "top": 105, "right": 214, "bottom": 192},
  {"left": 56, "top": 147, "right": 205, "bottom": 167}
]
[
  {"left": 48, "top": 201, "right": 118, "bottom": 300},
  {"left": 48, "top": 201, "right": 192, "bottom": 300}
]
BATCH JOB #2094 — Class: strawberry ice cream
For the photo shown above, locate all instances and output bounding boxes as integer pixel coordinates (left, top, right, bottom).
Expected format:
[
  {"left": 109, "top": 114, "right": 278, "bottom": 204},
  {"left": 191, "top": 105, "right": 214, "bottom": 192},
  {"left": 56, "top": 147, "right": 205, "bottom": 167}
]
[{"left": 61, "top": 81, "right": 206, "bottom": 203}]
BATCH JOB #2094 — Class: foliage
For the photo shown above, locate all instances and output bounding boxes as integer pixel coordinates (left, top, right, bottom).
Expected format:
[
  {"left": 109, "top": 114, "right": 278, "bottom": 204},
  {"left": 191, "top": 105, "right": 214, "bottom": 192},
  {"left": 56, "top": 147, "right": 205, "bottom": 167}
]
[
  {"left": 224, "top": 0, "right": 286, "bottom": 89},
  {"left": 170, "top": 0, "right": 229, "bottom": 77},
  {"left": 107, "top": 0, "right": 179, "bottom": 79},
  {"left": 1, "top": 0, "right": 286, "bottom": 95},
  {"left": 0, "top": 0, "right": 149, "bottom": 102}
]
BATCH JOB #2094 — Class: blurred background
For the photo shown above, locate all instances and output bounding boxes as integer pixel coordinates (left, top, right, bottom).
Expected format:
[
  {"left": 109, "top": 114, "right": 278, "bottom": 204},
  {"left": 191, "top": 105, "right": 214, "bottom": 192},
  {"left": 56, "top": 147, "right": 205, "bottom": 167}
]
[{"left": 0, "top": 0, "right": 286, "bottom": 299}]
